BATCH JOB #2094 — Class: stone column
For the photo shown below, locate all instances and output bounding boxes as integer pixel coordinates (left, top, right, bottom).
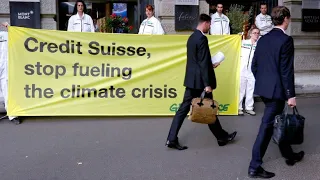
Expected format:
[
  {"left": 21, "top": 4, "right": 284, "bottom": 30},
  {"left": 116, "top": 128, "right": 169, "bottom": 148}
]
[
  {"left": 278, "top": 0, "right": 283, "bottom": 6},
  {"left": 282, "top": 0, "right": 320, "bottom": 94},
  {"left": 40, "top": 0, "right": 57, "bottom": 30},
  {"left": 0, "top": 0, "right": 57, "bottom": 30},
  {"left": 0, "top": 0, "right": 11, "bottom": 31},
  {"left": 155, "top": 0, "right": 209, "bottom": 34}
]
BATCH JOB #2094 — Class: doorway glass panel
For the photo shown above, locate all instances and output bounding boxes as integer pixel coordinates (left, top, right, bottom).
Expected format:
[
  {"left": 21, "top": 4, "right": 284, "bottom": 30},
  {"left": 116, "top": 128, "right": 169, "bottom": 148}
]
[{"left": 57, "top": 0, "right": 140, "bottom": 33}]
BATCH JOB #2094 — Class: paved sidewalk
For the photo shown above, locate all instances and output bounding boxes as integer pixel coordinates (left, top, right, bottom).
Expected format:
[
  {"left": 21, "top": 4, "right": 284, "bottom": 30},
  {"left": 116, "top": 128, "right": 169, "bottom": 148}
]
[{"left": 0, "top": 97, "right": 319, "bottom": 180}]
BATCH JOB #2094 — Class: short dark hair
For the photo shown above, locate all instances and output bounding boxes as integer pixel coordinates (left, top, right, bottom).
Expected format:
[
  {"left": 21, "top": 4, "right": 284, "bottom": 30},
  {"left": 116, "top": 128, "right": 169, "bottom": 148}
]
[
  {"left": 146, "top": 5, "right": 154, "bottom": 12},
  {"left": 199, "top": 14, "right": 211, "bottom": 23},
  {"left": 271, "top": 6, "right": 291, "bottom": 26},
  {"left": 260, "top": 2, "right": 267, "bottom": 7},
  {"left": 73, "top": 0, "right": 87, "bottom": 15}
]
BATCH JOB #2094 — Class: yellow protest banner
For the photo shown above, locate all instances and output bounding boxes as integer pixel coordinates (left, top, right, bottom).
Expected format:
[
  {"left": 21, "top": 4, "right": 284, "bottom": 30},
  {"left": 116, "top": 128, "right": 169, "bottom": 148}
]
[{"left": 8, "top": 26, "right": 241, "bottom": 116}]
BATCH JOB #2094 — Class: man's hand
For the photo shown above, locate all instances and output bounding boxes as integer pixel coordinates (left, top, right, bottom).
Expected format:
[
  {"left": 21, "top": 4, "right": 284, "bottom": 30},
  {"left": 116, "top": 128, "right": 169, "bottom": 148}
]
[
  {"left": 212, "top": 62, "right": 220, "bottom": 68},
  {"left": 204, "top": 86, "right": 212, "bottom": 93},
  {"left": 1, "top": 22, "right": 9, "bottom": 28},
  {"left": 287, "top": 97, "right": 296, "bottom": 108}
]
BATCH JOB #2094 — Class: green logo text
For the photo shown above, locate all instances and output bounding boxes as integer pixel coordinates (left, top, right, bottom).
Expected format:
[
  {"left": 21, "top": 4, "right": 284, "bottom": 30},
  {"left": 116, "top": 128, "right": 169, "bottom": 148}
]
[{"left": 169, "top": 103, "right": 230, "bottom": 112}]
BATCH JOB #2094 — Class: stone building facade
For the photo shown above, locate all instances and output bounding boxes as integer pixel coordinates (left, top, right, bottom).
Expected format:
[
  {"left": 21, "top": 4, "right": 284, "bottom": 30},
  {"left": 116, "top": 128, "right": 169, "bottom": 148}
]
[
  {"left": 0, "top": 0, "right": 319, "bottom": 94},
  {"left": 0, "top": 0, "right": 57, "bottom": 30}
]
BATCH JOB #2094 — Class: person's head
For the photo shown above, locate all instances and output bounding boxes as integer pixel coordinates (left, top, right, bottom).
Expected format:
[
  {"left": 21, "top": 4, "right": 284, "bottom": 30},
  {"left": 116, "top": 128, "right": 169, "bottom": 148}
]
[
  {"left": 260, "top": 3, "right": 268, "bottom": 15},
  {"left": 197, "top": 14, "right": 211, "bottom": 33},
  {"left": 145, "top": 5, "right": 154, "bottom": 18},
  {"left": 249, "top": 27, "right": 260, "bottom": 41},
  {"left": 73, "top": 0, "right": 87, "bottom": 15},
  {"left": 271, "top": 6, "right": 291, "bottom": 30},
  {"left": 216, "top": 3, "right": 223, "bottom": 14}
]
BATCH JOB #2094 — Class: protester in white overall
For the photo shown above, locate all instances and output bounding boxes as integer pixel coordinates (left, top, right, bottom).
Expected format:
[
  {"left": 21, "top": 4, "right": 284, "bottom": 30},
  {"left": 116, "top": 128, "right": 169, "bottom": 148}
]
[
  {"left": 138, "top": 5, "right": 164, "bottom": 35},
  {"left": 67, "top": 0, "right": 95, "bottom": 32},
  {"left": 0, "top": 22, "right": 21, "bottom": 124},
  {"left": 255, "top": 3, "right": 273, "bottom": 36},
  {"left": 210, "top": 3, "right": 230, "bottom": 35},
  {"left": 238, "top": 27, "right": 260, "bottom": 116}
]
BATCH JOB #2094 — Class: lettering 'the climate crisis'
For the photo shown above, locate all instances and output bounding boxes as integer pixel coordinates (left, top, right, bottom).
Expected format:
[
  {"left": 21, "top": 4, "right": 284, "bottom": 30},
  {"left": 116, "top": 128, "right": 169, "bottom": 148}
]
[{"left": 23, "top": 37, "right": 151, "bottom": 59}]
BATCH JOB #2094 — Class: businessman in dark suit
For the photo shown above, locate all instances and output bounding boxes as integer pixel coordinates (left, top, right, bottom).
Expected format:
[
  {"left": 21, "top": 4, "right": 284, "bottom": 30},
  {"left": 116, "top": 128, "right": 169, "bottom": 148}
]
[
  {"left": 165, "top": 14, "right": 237, "bottom": 151},
  {"left": 248, "top": 6, "right": 304, "bottom": 179}
]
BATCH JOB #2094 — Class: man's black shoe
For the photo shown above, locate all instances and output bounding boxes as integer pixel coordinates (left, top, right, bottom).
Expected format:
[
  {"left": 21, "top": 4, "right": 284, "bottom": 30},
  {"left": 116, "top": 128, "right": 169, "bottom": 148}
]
[
  {"left": 166, "top": 140, "right": 188, "bottom": 150},
  {"left": 217, "top": 131, "right": 237, "bottom": 146},
  {"left": 248, "top": 166, "right": 275, "bottom": 179},
  {"left": 286, "top": 151, "right": 304, "bottom": 166}
]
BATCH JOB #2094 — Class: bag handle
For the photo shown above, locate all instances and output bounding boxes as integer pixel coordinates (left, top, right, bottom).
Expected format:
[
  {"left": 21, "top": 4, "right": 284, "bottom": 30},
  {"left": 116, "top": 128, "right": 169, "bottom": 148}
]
[
  {"left": 197, "top": 90, "right": 217, "bottom": 109},
  {"left": 283, "top": 104, "right": 300, "bottom": 115},
  {"left": 197, "top": 91, "right": 207, "bottom": 106},
  {"left": 282, "top": 103, "right": 289, "bottom": 115},
  {"left": 293, "top": 106, "right": 299, "bottom": 115}
]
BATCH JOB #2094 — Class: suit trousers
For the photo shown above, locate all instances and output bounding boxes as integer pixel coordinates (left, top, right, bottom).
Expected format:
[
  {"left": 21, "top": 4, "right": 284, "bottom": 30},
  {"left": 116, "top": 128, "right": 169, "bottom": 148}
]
[
  {"left": 167, "top": 87, "right": 229, "bottom": 142},
  {"left": 249, "top": 97, "right": 294, "bottom": 170}
]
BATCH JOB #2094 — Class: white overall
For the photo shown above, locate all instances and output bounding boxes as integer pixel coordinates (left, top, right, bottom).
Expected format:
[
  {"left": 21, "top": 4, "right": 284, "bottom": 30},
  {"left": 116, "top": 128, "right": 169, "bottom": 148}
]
[
  {"left": 0, "top": 31, "right": 16, "bottom": 120},
  {"left": 255, "top": 13, "right": 273, "bottom": 36},
  {"left": 239, "top": 39, "right": 256, "bottom": 111},
  {"left": 138, "top": 16, "right": 164, "bottom": 35},
  {"left": 210, "top": 12, "right": 230, "bottom": 35}
]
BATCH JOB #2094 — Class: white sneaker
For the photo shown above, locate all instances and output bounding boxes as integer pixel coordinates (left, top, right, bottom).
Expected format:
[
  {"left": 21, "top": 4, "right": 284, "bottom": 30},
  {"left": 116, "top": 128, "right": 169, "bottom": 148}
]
[
  {"left": 246, "top": 110, "right": 256, "bottom": 116},
  {"left": 238, "top": 109, "right": 244, "bottom": 116}
]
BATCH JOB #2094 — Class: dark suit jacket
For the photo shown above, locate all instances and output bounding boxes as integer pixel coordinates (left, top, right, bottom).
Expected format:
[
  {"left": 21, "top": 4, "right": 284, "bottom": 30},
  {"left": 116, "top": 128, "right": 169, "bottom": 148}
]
[
  {"left": 251, "top": 28, "right": 295, "bottom": 100},
  {"left": 183, "top": 29, "right": 217, "bottom": 90}
]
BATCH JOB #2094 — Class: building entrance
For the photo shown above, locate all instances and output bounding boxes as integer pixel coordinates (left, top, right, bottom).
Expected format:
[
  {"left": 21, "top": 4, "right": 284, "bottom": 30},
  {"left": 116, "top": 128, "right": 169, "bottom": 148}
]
[{"left": 57, "top": 0, "right": 153, "bottom": 33}]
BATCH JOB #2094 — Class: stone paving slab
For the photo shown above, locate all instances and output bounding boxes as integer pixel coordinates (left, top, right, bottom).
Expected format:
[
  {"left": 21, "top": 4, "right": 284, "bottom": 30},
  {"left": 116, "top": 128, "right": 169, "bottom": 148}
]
[{"left": 0, "top": 97, "right": 319, "bottom": 180}]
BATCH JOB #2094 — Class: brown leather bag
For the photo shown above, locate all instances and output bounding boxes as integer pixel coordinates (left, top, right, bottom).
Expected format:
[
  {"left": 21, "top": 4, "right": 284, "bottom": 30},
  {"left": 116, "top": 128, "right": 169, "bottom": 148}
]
[{"left": 188, "top": 91, "right": 219, "bottom": 124}]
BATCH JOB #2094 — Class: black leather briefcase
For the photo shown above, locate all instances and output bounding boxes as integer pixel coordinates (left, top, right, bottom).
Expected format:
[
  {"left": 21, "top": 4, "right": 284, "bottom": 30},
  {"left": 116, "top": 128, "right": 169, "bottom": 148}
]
[{"left": 272, "top": 106, "right": 305, "bottom": 145}]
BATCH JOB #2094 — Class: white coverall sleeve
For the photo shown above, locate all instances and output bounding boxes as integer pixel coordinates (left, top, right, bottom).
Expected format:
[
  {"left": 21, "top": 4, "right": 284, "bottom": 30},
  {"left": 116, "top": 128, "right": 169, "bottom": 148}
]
[
  {"left": 89, "top": 17, "right": 95, "bottom": 33},
  {"left": 67, "top": 16, "right": 73, "bottom": 31},
  {"left": 153, "top": 19, "right": 165, "bottom": 35},
  {"left": 138, "top": 22, "right": 143, "bottom": 34},
  {"left": 0, "top": 34, "right": 14, "bottom": 118},
  {"left": 209, "top": 15, "right": 215, "bottom": 35},
  {"left": 255, "top": 15, "right": 271, "bottom": 31},
  {"left": 224, "top": 16, "right": 230, "bottom": 35}
]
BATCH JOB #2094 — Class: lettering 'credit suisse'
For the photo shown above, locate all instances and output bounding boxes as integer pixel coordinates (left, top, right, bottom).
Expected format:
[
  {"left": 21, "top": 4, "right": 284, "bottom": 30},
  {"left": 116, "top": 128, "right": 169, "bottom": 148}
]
[{"left": 23, "top": 37, "right": 148, "bottom": 57}]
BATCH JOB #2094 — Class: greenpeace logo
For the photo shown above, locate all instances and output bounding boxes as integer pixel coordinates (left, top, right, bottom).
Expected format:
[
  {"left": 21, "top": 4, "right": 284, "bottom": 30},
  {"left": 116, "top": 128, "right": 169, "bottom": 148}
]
[
  {"left": 169, "top": 103, "right": 230, "bottom": 112},
  {"left": 18, "top": 11, "right": 34, "bottom": 20}
]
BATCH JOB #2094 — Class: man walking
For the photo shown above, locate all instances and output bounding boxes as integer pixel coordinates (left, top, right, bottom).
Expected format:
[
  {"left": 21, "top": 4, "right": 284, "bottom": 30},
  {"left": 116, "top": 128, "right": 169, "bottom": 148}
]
[
  {"left": 166, "top": 14, "right": 236, "bottom": 150},
  {"left": 248, "top": 6, "right": 304, "bottom": 179}
]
